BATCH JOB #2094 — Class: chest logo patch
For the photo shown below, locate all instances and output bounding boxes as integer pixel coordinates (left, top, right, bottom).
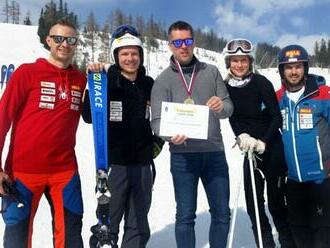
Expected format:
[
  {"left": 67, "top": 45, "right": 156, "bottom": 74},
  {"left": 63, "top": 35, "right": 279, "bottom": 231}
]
[{"left": 299, "top": 108, "right": 313, "bottom": 129}]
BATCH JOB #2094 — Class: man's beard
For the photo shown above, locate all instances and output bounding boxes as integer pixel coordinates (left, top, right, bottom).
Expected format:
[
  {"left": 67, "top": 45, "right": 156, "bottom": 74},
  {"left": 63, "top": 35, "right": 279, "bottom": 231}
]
[{"left": 285, "top": 77, "right": 306, "bottom": 92}]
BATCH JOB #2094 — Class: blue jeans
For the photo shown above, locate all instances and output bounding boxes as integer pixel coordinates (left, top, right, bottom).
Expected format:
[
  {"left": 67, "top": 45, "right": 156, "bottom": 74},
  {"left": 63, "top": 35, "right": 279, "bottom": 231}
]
[{"left": 170, "top": 151, "right": 230, "bottom": 248}]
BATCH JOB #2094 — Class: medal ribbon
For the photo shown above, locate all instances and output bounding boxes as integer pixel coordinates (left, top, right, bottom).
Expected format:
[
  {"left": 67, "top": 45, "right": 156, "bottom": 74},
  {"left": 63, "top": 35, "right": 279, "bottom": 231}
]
[{"left": 175, "top": 59, "right": 197, "bottom": 99}]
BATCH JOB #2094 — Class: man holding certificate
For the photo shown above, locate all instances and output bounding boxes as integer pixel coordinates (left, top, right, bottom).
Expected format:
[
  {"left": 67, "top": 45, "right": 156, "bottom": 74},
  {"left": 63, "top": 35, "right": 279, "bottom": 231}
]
[{"left": 150, "top": 20, "right": 234, "bottom": 248}]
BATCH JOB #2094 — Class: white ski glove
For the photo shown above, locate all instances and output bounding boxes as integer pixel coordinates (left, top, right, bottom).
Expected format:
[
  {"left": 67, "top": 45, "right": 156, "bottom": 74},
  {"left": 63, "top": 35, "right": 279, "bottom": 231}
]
[
  {"left": 255, "top": 140, "right": 266, "bottom": 154},
  {"left": 237, "top": 133, "right": 257, "bottom": 153}
]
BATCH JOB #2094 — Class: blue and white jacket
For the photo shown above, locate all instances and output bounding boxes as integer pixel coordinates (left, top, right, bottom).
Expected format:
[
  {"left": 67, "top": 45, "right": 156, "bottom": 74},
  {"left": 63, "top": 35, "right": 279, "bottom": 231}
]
[{"left": 276, "top": 75, "right": 330, "bottom": 183}]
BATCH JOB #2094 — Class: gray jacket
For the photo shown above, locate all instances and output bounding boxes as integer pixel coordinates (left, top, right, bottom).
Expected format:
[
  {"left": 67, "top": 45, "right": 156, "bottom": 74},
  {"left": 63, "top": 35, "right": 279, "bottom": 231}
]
[{"left": 151, "top": 56, "right": 233, "bottom": 153}]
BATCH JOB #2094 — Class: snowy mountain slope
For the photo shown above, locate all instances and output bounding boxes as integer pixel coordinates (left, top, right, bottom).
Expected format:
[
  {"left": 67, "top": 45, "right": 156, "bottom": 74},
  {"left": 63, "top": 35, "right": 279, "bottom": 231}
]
[
  {"left": 0, "top": 24, "right": 48, "bottom": 67},
  {"left": 1, "top": 23, "right": 330, "bottom": 248}
]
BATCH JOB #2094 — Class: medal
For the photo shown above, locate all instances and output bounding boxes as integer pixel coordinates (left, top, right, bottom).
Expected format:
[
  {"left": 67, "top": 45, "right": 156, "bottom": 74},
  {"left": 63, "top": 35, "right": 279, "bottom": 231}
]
[
  {"left": 175, "top": 59, "right": 197, "bottom": 105},
  {"left": 184, "top": 97, "right": 195, "bottom": 105}
]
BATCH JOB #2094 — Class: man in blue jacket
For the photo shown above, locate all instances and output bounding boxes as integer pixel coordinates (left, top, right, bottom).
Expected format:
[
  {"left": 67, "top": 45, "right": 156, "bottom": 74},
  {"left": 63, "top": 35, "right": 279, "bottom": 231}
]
[{"left": 276, "top": 44, "right": 330, "bottom": 248}]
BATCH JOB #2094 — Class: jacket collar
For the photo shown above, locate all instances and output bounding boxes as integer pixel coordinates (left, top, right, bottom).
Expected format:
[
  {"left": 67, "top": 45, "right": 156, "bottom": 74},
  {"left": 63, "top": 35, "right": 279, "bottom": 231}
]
[
  {"left": 169, "top": 55, "right": 199, "bottom": 73},
  {"left": 303, "top": 74, "right": 319, "bottom": 96}
]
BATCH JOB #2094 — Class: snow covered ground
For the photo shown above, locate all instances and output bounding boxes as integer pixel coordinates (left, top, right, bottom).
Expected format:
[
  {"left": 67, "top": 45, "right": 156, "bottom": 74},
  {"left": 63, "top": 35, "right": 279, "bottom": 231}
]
[{"left": 1, "top": 23, "right": 330, "bottom": 248}]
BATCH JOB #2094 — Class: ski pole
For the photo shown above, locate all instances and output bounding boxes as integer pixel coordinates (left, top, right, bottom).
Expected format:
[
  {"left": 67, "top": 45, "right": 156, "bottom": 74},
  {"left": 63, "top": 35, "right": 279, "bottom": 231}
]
[
  {"left": 248, "top": 151, "right": 263, "bottom": 248},
  {"left": 227, "top": 160, "right": 244, "bottom": 248}
]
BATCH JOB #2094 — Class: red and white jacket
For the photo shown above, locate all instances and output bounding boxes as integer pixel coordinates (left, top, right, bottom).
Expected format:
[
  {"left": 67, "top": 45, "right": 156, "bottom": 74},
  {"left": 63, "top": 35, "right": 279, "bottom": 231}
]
[{"left": 0, "top": 58, "right": 86, "bottom": 175}]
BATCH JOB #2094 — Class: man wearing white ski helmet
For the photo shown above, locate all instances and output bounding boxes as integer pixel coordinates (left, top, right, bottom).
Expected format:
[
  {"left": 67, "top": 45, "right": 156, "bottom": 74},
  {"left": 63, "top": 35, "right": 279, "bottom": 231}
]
[
  {"left": 223, "top": 38, "right": 295, "bottom": 248},
  {"left": 276, "top": 44, "right": 330, "bottom": 248},
  {"left": 83, "top": 24, "right": 161, "bottom": 248},
  {"left": 110, "top": 25, "right": 144, "bottom": 67}
]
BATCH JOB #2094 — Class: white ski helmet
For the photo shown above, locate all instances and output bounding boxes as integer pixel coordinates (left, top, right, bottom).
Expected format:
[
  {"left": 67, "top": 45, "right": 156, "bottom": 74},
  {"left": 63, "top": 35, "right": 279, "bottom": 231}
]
[
  {"left": 223, "top": 38, "right": 255, "bottom": 69},
  {"left": 110, "top": 32, "right": 144, "bottom": 66}
]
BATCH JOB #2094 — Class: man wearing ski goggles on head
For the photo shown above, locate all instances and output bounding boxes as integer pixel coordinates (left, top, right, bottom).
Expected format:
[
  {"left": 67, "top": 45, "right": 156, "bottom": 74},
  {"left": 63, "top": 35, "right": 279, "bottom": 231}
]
[
  {"left": 83, "top": 24, "right": 162, "bottom": 248},
  {"left": 111, "top": 24, "right": 140, "bottom": 38}
]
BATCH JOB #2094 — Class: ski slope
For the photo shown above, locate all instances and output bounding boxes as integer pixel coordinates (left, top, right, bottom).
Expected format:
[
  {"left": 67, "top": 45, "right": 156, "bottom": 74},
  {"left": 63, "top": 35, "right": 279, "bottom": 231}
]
[{"left": 1, "top": 23, "right": 330, "bottom": 248}]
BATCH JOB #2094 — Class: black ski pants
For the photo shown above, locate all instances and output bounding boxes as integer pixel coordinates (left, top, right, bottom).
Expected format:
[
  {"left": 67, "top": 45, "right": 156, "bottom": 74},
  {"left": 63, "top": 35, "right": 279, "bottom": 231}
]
[
  {"left": 243, "top": 137, "right": 296, "bottom": 248},
  {"left": 286, "top": 178, "right": 330, "bottom": 248},
  {"left": 108, "top": 164, "right": 153, "bottom": 248}
]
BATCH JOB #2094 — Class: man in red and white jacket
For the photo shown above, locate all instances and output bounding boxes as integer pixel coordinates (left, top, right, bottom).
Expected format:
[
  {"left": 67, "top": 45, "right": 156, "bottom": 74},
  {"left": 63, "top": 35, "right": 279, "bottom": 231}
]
[
  {"left": 276, "top": 44, "right": 330, "bottom": 248},
  {"left": 0, "top": 19, "right": 86, "bottom": 248}
]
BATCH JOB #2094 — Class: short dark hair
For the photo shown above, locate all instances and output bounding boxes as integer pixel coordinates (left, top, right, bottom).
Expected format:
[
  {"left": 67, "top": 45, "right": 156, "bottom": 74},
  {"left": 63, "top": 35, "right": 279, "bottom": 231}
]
[
  {"left": 168, "top": 20, "right": 194, "bottom": 38},
  {"left": 49, "top": 18, "right": 77, "bottom": 34}
]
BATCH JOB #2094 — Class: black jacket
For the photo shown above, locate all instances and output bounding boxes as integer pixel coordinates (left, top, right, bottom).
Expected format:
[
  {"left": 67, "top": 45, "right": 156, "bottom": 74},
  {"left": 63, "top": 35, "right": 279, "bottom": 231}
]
[
  {"left": 225, "top": 73, "right": 282, "bottom": 144},
  {"left": 82, "top": 65, "right": 154, "bottom": 165}
]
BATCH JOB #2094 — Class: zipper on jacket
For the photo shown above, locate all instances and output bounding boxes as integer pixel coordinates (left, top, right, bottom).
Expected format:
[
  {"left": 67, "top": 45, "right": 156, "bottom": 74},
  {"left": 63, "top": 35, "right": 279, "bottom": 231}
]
[
  {"left": 287, "top": 99, "right": 302, "bottom": 181},
  {"left": 296, "top": 106, "right": 300, "bottom": 131},
  {"left": 287, "top": 88, "right": 319, "bottom": 182},
  {"left": 291, "top": 118, "right": 302, "bottom": 182}
]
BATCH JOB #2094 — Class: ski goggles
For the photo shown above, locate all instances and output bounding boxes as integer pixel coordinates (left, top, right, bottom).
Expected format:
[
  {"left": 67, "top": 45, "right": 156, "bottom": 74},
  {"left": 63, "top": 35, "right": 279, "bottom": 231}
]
[
  {"left": 170, "top": 38, "right": 194, "bottom": 48},
  {"left": 112, "top": 24, "right": 140, "bottom": 38},
  {"left": 49, "top": 35, "right": 78, "bottom": 46},
  {"left": 226, "top": 39, "right": 253, "bottom": 53}
]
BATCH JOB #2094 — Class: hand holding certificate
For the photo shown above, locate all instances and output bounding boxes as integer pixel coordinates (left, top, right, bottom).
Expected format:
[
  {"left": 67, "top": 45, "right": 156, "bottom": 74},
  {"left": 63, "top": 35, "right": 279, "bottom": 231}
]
[{"left": 159, "top": 102, "right": 209, "bottom": 140}]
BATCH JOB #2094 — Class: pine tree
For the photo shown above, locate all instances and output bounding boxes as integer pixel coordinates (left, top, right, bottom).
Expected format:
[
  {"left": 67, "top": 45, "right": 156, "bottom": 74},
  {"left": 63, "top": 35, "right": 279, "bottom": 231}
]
[
  {"left": 37, "top": 0, "right": 79, "bottom": 50},
  {"left": 85, "top": 11, "right": 99, "bottom": 62},
  {"left": 144, "top": 15, "right": 160, "bottom": 50},
  {"left": 58, "top": 0, "right": 64, "bottom": 19},
  {"left": 135, "top": 15, "right": 145, "bottom": 36},
  {"left": 319, "top": 39, "right": 327, "bottom": 67},
  {"left": 255, "top": 43, "right": 280, "bottom": 68},
  {"left": 37, "top": 8, "right": 48, "bottom": 49},
  {"left": 23, "top": 10, "right": 32, "bottom": 25},
  {"left": 37, "top": 1, "right": 57, "bottom": 49},
  {"left": 99, "top": 20, "right": 111, "bottom": 63},
  {"left": 314, "top": 41, "right": 320, "bottom": 67},
  {"left": 110, "top": 9, "right": 127, "bottom": 33},
  {"left": 327, "top": 39, "right": 330, "bottom": 67},
  {"left": 4, "top": 0, "right": 20, "bottom": 24},
  {"left": 2, "top": 0, "right": 9, "bottom": 23}
]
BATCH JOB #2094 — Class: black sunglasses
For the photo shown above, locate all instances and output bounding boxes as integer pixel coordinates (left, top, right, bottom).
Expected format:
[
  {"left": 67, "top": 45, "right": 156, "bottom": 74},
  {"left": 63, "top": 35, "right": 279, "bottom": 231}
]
[
  {"left": 49, "top": 35, "right": 78, "bottom": 46},
  {"left": 170, "top": 38, "right": 194, "bottom": 48},
  {"left": 112, "top": 25, "right": 140, "bottom": 39}
]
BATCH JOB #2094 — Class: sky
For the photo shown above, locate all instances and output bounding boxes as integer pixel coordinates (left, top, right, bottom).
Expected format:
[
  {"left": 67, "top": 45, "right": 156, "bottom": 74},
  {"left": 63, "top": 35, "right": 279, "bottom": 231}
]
[
  {"left": 1, "top": 22, "right": 330, "bottom": 248},
  {"left": 5, "top": 0, "right": 330, "bottom": 54}
]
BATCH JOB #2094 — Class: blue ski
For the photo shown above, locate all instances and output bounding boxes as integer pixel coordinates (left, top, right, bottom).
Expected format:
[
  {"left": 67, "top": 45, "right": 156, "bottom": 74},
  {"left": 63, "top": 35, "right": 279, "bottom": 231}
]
[
  {"left": 88, "top": 71, "right": 113, "bottom": 247},
  {"left": 88, "top": 71, "right": 108, "bottom": 171},
  {"left": 0, "top": 65, "right": 7, "bottom": 90},
  {"left": 6, "top": 64, "right": 15, "bottom": 85}
]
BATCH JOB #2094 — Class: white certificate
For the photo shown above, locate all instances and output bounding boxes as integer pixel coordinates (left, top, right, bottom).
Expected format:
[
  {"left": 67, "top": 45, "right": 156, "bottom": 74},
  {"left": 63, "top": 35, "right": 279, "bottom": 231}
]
[{"left": 159, "top": 102, "right": 209, "bottom": 140}]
